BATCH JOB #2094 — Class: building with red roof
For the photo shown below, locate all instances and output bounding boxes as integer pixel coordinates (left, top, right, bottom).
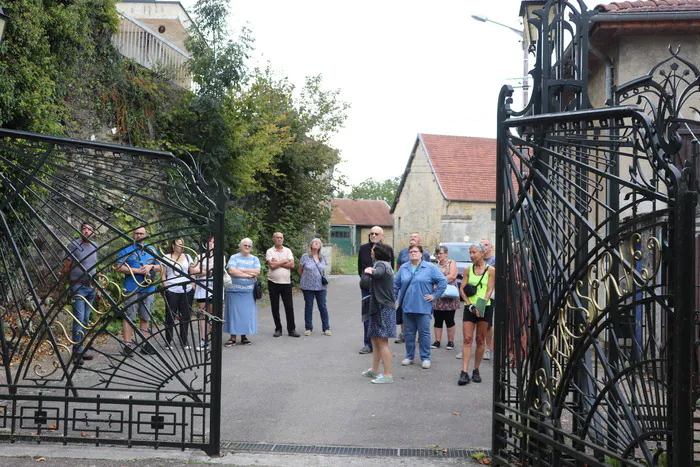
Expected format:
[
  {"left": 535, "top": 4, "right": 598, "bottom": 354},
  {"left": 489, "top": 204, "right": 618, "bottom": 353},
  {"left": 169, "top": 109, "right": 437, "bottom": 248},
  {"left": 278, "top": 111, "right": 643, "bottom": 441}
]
[
  {"left": 390, "top": 134, "right": 496, "bottom": 252},
  {"left": 589, "top": 0, "right": 700, "bottom": 108},
  {"left": 330, "top": 198, "right": 393, "bottom": 255}
]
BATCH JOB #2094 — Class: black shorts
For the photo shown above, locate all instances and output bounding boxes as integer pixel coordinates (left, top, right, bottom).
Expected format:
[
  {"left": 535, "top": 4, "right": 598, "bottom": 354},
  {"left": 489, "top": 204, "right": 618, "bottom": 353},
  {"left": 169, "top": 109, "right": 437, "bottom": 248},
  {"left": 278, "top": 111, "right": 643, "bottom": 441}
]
[{"left": 463, "top": 304, "right": 493, "bottom": 324}]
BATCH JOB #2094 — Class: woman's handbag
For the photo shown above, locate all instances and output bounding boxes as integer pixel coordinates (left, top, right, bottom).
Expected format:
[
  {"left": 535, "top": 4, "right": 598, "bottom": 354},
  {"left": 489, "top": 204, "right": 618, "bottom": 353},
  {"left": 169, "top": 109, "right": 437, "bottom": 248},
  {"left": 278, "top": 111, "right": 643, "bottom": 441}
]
[
  {"left": 442, "top": 284, "right": 460, "bottom": 299},
  {"left": 359, "top": 273, "right": 371, "bottom": 290},
  {"left": 223, "top": 271, "right": 232, "bottom": 288},
  {"left": 313, "top": 256, "right": 329, "bottom": 286},
  {"left": 463, "top": 265, "right": 487, "bottom": 297},
  {"left": 253, "top": 279, "right": 263, "bottom": 300}
]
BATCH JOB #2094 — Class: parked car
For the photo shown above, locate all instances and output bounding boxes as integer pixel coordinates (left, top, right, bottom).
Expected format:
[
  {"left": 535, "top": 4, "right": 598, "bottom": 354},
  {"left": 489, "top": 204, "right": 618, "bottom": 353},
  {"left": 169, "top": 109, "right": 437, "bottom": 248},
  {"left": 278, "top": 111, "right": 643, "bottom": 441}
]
[{"left": 438, "top": 242, "right": 475, "bottom": 285}]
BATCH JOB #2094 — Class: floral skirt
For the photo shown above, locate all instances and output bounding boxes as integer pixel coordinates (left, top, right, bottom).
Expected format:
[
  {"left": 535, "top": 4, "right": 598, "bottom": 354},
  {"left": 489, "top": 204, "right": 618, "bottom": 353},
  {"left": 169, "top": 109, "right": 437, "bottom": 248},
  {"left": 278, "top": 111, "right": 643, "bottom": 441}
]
[{"left": 368, "top": 306, "right": 397, "bottom": 338}]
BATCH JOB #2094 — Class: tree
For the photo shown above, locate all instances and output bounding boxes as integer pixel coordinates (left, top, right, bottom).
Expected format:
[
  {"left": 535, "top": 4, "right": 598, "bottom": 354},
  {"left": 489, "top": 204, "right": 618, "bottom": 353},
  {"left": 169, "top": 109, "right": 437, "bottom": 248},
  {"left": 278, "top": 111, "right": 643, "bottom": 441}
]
[
  {"left": 225, "top": 68, "right": 349, "bottom": 254},
  {"left": 347, "top": 177, "right": 401, "bottom": 204}
]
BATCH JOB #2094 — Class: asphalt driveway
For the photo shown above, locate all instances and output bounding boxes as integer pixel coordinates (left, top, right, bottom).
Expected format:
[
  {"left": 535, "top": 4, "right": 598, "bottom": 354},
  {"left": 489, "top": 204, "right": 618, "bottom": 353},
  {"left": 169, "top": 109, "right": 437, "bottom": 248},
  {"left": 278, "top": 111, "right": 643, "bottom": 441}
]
[{"left": 219, "top": 274, "right": 493, "bottom": 449}]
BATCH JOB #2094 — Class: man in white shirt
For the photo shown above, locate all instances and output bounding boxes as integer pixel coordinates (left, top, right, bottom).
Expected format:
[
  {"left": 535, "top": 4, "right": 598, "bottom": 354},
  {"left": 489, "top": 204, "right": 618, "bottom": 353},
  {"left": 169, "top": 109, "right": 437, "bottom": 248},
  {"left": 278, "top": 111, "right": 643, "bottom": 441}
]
[{"left": 266, "top": 232, "right": 300, "bottom": 337}]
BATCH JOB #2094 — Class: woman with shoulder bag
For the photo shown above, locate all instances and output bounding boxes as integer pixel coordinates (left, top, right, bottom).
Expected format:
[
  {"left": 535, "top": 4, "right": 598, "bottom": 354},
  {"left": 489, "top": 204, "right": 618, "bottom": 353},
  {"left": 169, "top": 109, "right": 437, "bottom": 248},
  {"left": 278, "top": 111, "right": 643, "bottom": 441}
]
[
  {"left": 458, "top": 243, "right": 495, "bottom": 386},
  {"left": 161, "top": 238, "right": 197, "bottom": 350},
  {"left": 193, "top": 236, "right": 227, "bottom": 351},
  {"left": 224, "top": 238, "right": 261, "bottom": 346},
  {"left": 298, "top": 238, "right": 331, "bottom": 336},
  {"left": 432, "top": 245, "right": 460, "bottom": 351}
]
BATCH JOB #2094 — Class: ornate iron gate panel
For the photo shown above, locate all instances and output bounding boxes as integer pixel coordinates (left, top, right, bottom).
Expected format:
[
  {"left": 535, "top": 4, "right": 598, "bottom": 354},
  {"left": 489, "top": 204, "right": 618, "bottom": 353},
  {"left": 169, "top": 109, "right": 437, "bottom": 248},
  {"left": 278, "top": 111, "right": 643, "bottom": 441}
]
[
  {"left": 0, "top": 129, "right": 226, "bottom": 454},
  {"left": 494, "top": 1, "right": 697, "bottom": 466}
]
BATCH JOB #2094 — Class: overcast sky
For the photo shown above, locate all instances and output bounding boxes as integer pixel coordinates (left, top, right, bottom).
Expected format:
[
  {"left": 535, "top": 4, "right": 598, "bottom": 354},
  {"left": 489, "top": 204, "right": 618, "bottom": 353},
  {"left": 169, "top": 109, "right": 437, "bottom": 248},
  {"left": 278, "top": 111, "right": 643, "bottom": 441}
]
[{"left": 181, "top": 0, "right": 596, "bottom": 186}]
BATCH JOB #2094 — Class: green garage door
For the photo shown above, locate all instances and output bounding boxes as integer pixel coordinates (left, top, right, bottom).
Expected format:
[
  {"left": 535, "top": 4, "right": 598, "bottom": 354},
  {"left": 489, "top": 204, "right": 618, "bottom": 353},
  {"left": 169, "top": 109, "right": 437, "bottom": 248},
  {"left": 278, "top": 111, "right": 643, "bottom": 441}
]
[{"left": 330, "top": 226, "right": 353, "bottom": 255}]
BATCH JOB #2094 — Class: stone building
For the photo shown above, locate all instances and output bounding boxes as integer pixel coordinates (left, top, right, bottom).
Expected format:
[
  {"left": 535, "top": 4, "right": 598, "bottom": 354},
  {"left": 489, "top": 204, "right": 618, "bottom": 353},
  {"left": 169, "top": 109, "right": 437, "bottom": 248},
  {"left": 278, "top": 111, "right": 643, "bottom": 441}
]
[
  {"left": 330, "top": 199, "right": 393, "bottom": 255},
  {"left": 589, "top": 0, "right": 700, "bottom": 109},
  {"left": 390, "top": 134, "right": 496, "bottom": 253}
]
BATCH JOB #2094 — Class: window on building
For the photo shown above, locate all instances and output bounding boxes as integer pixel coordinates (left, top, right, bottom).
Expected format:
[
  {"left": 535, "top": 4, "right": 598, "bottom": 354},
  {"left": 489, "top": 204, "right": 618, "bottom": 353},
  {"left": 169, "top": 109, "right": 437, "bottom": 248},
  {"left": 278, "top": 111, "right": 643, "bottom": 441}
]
[
  {"left": 331, "top": 230, "right": 350, "bottom": 238},
  {"left": 491, "top": 209, "right": 496, "bottom": 221}
]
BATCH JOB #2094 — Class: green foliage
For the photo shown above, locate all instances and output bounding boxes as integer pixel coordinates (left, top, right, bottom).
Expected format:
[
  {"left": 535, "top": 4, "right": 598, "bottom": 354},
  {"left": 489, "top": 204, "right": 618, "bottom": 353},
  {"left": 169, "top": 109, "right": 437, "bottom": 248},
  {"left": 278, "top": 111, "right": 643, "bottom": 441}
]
[
  {"left": 186, "top": 0, "right": 252, "bottom": 99},
  {"left": 344, "top": 176, "right": 401, "bottom": 205},
  {"left": 0, "top": 0, "right": 119, "bottom": 134},
  {"left": 0, "top": 0, "right": 349, "bottom": 280},
  {"left": 330, "top": 254, "right": 356, "bottom": 275}
]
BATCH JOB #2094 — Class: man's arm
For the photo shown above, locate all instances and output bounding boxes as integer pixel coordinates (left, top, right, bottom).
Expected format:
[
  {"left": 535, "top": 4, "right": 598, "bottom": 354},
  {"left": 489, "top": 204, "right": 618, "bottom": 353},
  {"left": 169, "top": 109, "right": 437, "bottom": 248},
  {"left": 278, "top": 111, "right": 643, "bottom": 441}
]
[
  {"left": 357, "top": 245, "right": 363, "bottom": 277},
  {"left": 266, "top": 249, "right": 282, "bottom": 270},
  {"left": 61, "top": 259, "right": 72, "bottom": 275},
  {"left": 281, "top": 251, "right": 295, "bottom": 269}
]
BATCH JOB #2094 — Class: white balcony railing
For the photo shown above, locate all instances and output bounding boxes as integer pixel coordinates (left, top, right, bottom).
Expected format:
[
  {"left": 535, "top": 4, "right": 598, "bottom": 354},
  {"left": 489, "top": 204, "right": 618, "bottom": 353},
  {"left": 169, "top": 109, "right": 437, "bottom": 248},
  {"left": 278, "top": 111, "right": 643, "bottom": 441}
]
[{"left": 112, "top": 13, "right": 192, "bottom": 88}]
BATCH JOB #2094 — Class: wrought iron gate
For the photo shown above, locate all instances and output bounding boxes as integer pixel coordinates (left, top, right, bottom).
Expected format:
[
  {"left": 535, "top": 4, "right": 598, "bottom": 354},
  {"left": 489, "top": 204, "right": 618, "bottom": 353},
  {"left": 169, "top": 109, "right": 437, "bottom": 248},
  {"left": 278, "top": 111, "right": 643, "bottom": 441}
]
[
  {"left": 494, "top": 1, "right": 697, "bottom": 466},
  {"left": 0, "top": 129, "right": 226, "bottom": 454}
]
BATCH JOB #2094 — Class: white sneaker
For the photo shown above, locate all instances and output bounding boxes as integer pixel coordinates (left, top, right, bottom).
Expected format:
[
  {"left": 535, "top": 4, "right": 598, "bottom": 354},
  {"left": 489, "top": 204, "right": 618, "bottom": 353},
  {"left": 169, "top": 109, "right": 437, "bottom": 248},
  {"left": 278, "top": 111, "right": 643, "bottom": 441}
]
[
  {"left": 304, "top": 330, "right": 312, "bottom": 336},
  {"left": 401, "top": 358, "right": 414, "bottom": 366},
  {"left": 456, "top": 352, "right": 463, "bottom": 359},
  {"left": 483, "top": 349, "right": 491, "bottom": 361},
  {"left": 421, "top": 360, "right": 431, "bottom": 369}
]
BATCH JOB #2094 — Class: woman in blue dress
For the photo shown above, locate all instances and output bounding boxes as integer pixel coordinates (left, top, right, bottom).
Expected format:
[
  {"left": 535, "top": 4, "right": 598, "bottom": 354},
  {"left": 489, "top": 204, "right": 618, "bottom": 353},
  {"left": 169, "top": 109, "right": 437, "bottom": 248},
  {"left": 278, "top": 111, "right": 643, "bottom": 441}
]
[{"left": 224, "top": 238, "right": 261, "bottom": 346}]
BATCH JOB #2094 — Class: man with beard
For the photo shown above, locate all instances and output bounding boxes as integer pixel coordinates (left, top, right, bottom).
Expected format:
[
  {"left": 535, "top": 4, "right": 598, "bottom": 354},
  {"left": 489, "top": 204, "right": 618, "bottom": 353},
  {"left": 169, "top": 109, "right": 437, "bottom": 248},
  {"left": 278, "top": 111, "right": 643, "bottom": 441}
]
[{"left": 115, "top": 226, "right": 160, "bottom": 356}]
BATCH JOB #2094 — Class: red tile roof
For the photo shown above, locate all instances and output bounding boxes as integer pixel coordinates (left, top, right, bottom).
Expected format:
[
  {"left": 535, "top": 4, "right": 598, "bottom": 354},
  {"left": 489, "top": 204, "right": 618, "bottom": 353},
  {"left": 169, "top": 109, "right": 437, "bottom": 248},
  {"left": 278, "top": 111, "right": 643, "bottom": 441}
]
[
  {"left": 419, "top": 134, "right": 497, "bottom": 202},
  {"left": 596, "top": 0, "right": 700, "bottom": 11},
  {"left": 330, "top": 199, "right": 392, "bottom": 227}
]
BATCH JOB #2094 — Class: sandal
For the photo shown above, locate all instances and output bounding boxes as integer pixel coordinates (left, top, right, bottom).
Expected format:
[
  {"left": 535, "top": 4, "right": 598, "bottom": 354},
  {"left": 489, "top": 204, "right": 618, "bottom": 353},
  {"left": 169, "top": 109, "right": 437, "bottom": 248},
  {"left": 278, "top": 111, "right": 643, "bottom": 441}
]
[
  {"left": 240, "top": 337, "right": 252, "bottom": 346},
  {"left": 225, "top": 338, "right": 236, "bottom": 347}
]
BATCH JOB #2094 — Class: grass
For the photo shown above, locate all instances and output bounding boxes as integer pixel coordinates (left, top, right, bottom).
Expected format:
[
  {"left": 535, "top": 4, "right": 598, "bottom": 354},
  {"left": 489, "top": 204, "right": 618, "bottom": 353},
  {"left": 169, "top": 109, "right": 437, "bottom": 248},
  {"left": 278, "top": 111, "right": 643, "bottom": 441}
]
[{"left": 330, "top": 253, "right": 356, "bottom": 275}]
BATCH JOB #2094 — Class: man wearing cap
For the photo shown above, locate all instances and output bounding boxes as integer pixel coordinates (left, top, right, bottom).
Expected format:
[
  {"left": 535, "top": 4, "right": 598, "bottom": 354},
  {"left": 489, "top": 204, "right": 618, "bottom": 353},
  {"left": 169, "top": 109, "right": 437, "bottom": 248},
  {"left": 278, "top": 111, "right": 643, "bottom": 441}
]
[{"left": 61, "top": 221, "right": 98, "bottom": 365}]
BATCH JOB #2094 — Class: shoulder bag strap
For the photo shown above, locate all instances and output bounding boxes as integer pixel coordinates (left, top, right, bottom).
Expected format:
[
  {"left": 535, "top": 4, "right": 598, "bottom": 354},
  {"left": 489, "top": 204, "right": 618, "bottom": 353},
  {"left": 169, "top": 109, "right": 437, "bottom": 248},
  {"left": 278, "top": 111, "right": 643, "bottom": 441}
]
[
  {"left": 474, "top": 264, "right": 487, "bottom": 289},
  {"left": 397, "top": 267, "right": 417, "bottom": 307},
  {"left": 313, "top": 255, "right": 325, "bottom": 277}
]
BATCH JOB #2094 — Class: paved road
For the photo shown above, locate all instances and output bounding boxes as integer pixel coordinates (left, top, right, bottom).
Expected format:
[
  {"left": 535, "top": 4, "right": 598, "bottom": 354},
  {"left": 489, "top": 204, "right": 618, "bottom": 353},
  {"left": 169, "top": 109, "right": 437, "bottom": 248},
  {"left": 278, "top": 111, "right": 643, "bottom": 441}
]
[{"left": 219, "top": 274, "right": 493, "bottom": 449}]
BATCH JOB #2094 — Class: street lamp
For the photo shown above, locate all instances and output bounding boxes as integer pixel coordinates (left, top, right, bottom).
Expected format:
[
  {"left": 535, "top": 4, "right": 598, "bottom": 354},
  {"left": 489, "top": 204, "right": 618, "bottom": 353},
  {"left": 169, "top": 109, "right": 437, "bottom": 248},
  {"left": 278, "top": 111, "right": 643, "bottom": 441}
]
[
  {"left": 0, "top": 6, "right": 8, "bottom": 45},
  {"left": 519, "top": 1, "right": 548, "bottom": 53},
  {"left": 471, "top": 14, "right": 529, "bottom": 106}
]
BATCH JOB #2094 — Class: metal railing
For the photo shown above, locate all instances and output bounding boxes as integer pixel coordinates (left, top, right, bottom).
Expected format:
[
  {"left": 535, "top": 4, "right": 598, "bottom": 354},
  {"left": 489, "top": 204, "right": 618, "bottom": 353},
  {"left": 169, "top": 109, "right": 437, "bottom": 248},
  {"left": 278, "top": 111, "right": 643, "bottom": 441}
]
[{"left": 112, "top": 13, "right": 191, "bottom": 88}]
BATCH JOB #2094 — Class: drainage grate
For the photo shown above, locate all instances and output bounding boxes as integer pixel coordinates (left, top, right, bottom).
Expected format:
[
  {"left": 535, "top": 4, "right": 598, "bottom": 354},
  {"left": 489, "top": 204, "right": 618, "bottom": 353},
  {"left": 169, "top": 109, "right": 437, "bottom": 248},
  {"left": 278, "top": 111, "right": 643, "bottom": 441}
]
[{"left": 222, "top": 441, "right": 490, "bottom": 458}]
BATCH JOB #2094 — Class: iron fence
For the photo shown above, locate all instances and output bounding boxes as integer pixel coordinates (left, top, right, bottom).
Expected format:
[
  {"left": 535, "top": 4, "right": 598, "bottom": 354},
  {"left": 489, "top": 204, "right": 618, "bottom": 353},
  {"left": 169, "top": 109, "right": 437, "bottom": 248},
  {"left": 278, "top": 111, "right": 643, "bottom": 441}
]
[{"left": 0, "top": 129, "right": 225, "bottom": 454}]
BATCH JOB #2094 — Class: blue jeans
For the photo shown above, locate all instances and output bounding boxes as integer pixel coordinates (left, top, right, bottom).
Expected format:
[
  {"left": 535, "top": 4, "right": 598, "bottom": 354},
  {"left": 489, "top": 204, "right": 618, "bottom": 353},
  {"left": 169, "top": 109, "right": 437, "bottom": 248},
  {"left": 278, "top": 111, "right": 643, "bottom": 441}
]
[
  {"left": 403, "top": 312, "right": 432, "bottom": 361},
  {"left": 302, "top": 289, "right": 330, "bottom": 331},
  {"left": 361, "top": 289, "right": 372, "bottom": 349},
  {"left": 70, "top": 284, "right": 96, "bottom": 354}
]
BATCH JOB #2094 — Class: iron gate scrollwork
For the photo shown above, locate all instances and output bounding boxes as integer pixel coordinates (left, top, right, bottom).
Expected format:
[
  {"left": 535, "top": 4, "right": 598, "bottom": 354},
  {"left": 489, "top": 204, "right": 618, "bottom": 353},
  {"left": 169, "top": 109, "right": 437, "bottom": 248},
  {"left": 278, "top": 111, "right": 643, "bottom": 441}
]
[
  {"left": 0, "top": 128, "right": 226, "bottom": 454},
  {"left": 494, "top": 1, "right": 697, "bottom": 466}
]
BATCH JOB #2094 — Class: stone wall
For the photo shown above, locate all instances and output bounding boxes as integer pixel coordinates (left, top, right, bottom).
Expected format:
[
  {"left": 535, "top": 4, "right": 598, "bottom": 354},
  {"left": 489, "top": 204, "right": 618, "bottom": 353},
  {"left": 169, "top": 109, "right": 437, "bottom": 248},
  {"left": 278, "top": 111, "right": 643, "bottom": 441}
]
[
  {"left": 392, "top": 143, "right": 444, "bottom": 252},
  {"left": 441, "top": 201, "right": 496, "bottom": 245}
]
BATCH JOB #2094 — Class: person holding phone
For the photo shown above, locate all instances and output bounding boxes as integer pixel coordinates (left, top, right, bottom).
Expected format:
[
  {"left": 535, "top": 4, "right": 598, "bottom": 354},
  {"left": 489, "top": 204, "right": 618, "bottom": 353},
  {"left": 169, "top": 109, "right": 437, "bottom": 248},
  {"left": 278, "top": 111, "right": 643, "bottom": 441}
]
[{"left": 458, "top": 243, "right": 495, "bottom": 385}]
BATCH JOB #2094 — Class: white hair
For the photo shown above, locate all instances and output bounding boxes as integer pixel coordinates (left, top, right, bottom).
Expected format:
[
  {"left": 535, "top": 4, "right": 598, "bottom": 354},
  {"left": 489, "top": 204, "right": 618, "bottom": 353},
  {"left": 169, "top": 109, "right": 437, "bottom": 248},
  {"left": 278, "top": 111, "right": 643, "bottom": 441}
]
[{"left": 239, "top": 237, "right": 253, "bottom": 247}]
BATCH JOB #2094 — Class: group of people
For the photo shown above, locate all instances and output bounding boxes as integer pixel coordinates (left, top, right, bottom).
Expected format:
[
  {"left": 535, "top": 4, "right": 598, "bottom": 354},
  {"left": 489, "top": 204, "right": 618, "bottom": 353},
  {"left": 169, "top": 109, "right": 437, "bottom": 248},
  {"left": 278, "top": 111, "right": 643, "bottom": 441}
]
[
  {"left": 62, "top": 221, "right": 494, "bottom": 387},
  {"left": 160, "top": 231, "right": 332, "bottom": 351},
  {"left": 62, "top": 225, "right": 331, "bottom": 363},
  {"left": 358, "top": 227, "right": 495, "bottom": 386}
]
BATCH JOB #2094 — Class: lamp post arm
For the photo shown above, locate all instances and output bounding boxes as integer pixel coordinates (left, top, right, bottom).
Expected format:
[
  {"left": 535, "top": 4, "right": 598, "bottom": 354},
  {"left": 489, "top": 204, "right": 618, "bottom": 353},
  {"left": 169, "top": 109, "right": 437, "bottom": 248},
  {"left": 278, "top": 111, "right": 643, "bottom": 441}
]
[{"left": 471, "top": 15, "right": 524, "bottom": 38}]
